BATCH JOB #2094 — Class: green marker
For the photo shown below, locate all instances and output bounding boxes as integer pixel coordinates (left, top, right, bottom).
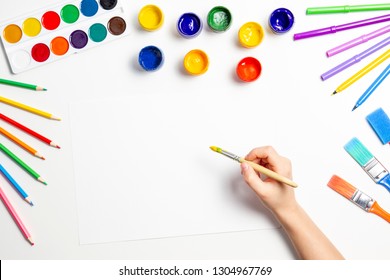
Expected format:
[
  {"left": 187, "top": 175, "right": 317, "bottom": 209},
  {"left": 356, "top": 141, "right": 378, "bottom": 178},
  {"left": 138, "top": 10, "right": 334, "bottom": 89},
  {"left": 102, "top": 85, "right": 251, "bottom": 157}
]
[
  {"left": 307, "top": 3, "right": 390, "bottom": 15},
  {"left": 0, "top": 143, "right": 47, "bottom": 185}
]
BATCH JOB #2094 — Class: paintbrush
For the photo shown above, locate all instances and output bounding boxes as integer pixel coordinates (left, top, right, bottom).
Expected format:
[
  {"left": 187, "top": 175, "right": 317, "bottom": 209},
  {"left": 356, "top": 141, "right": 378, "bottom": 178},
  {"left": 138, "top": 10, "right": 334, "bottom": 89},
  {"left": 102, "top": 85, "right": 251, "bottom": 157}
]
[
  {"left": 344, "top": 137, "right": 390, "bottom": 192},
  {"left": 366, "top": 108, "right": 390, "bottom": 145},
  {"left": 209, "top": 146, "right": 298, "bottom": 188},
  {"left": 327, "top": 175, "right": 390, "bottom": 223}
]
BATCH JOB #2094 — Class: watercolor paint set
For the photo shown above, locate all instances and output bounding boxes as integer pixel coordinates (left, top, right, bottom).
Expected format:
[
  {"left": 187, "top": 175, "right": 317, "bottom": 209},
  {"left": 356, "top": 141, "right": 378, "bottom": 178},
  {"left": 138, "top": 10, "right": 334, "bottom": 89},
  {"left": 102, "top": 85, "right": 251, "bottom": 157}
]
[{"left": 0, "top": 0, "right": 128, "bottom": 74}]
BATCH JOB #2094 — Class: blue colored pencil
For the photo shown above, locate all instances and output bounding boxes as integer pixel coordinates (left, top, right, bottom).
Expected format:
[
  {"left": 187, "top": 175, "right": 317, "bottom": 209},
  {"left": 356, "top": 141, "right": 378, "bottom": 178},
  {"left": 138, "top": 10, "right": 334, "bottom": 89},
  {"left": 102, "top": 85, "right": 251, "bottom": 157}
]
[
  {"left": 352, "top": 63, "right": 390, "bottom": 110},
  {"left": 0, "top": 163, "right": 33, "bottom": 206}
]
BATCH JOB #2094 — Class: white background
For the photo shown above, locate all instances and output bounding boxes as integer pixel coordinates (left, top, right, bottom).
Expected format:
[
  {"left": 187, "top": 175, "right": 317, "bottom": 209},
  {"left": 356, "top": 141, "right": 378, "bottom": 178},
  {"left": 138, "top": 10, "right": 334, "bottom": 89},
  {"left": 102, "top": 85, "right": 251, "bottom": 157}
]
[{"left": 0, "top": 0, "right": 390, "bottom": 262}]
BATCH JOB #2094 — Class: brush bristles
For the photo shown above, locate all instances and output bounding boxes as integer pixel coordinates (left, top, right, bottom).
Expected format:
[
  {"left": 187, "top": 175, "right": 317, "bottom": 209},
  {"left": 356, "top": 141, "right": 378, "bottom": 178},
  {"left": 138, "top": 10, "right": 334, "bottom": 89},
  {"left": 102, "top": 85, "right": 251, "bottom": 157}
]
[
  {"left": 327, "top": 175, "right": 357, "bottom": 200},
  {"left": 344, "top": 137, "right": 373, "bottom": 166}
]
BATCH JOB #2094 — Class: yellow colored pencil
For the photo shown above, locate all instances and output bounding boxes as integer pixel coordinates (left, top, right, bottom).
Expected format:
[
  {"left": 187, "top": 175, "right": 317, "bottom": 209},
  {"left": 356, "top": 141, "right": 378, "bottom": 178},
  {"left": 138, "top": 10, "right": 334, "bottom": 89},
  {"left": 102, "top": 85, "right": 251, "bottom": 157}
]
[
  {"left": 0, "top": 96, "right": 60, "bottom": 120},
  {"left": 0, "top": 127, "right": 45, "bottom": 160},
  {"left": 332, "top": 49, "right": 390, "bottom": 95},
  {"left": 210, "top": 146, "right": 298, "bottom": 188}
]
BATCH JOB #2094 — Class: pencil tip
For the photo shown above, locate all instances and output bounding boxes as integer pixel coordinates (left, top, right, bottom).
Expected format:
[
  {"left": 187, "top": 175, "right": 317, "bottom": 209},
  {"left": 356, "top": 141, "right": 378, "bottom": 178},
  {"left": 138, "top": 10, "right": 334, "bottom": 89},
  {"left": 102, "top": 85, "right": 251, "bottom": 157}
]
[
  {"left": 30, "top": 201, "right": 34, "bottom": 206},
  {"left": 56, "top": 145, "right": 61, "bottom": 149},
  {"left": 352, "top": 105, "right": 357, "bottom": 111},
  {"left": 51, "top": 116, "right": 61, "bottom": 121},
  {"left": 43, "top": 88, "right": 47, "bottom": 91},
  {"left": 28, "top": 237, "right": 34, "bottom": 245},
  {"left": 331, "top": 90, "right": 337, "bottom": 96}
]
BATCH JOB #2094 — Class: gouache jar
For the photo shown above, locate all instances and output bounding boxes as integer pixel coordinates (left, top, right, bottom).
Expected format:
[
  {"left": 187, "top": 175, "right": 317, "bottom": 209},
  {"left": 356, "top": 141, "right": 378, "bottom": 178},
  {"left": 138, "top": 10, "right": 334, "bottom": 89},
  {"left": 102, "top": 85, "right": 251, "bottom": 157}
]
[
  {"left": 207, "top": 6, "right": 232, "bottom": 32},
  {"left": 238, "top": 22, "right": 264, "bottom": 48},
  {"left": 183, "top": 49, "right": 209, "bottom": 75},
  {"left": 236, "top": 57, "right": 262, "bottom": 82},
  {"left": 138, "top": 5, "right": 164, "bottom": 31},
  {"left": 138, "top": 45, "right": 164, "bottom": 71},
  {"left": 177, "top": 13, "right": 202, "bottom": 38},
  {"left": 269, "top": 8, "right": 294, "bottom": 34}
]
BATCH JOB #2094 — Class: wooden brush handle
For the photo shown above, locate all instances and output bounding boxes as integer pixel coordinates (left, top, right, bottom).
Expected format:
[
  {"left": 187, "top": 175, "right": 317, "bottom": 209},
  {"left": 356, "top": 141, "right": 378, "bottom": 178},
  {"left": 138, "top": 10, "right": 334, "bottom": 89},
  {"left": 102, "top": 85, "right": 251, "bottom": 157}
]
[
  {"left": 240, "top": 159, "right": 298, "bottom": 188},
  {"left": 370, "top": 201, "right": 390, "bottom": 223}
]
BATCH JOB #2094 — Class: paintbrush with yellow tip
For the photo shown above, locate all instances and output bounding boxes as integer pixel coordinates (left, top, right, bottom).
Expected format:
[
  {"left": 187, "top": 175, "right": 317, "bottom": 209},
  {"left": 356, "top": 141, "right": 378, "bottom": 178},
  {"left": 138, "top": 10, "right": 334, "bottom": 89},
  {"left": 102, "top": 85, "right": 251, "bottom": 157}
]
[{"left": 209, "top": 146, "right": 298, "bottom": 188}]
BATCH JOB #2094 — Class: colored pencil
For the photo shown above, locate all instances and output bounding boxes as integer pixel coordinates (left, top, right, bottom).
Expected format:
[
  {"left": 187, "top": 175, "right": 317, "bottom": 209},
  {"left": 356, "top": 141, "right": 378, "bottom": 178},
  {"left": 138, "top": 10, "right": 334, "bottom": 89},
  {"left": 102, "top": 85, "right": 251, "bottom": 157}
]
[
  {"left": 0, "top": 127, "right": 45, "bottom": 159},
  {"left": 0, "top": 164, "right": 33, "bottom": 206},
  {"left": 0, "top": 142, "right": 47, "bottom": 185},
  {"left": 0, "top": 95, "right": 60, "bottom": 120},
  {"left": 332, "top": 49, "right": 390, "bottom": 95},
  {"left": 0, "top": 185, "right": 34, "bottom": 245},
  {"left": 0, "top": 113, "right": 60, "bottom": 148},
  {"left": 209, "top": 146, "right": 298, "bottom": 188},
  {"left": 352, "top": 64, "right": 390, "bottom": 111},
  {"left": 294, "top": 13, "right": 390, "bottom": 40},
  {"left": 327, "top": 175, "right": 390, "bottom": 223},
  {"left": 0, "top": 78, "right": 46, "bottom": 91},
  {"left": 307, "top": 4, "right": 390, "bottom": 15},
  {"left": 321, "top": 35, "right": 390, "bottom": 80},
  {"left": 326, "top": 24, "right": 390, "bottom": 57}
]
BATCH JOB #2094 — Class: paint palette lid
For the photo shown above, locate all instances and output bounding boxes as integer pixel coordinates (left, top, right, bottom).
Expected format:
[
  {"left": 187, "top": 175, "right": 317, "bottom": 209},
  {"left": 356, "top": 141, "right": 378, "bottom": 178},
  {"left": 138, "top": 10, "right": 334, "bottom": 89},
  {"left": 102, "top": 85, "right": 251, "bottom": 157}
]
[
  {"left": 138, "top": 45, "right": 164, "bottom": 71},
  {"left": 177, "top": 13, "right": 202, "bottom": 38},
  {"left": 138, "top": 5, "right": 164, "bottom": 31},
  {"left": 207, "top": 6, "right": 232, "bottom": 32},
  {"left": 238, "top": 22, "right": 264, "bottom": 48},
  {"left": 269, "top": 8, "right": 294, "bottom": 34},
  {"left": 183, "top": 49, "right": 209, "bottom": 75},
  {"left": 236, "top": 57, "right": 262, "bottom": 82}
]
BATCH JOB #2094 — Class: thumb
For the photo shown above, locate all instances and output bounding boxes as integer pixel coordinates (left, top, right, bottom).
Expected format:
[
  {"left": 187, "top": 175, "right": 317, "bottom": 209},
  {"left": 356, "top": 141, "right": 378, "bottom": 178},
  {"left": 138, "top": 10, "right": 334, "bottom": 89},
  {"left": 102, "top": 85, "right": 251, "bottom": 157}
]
[{"left": 240, "top": 162, "right": 264, "bottom": 192}]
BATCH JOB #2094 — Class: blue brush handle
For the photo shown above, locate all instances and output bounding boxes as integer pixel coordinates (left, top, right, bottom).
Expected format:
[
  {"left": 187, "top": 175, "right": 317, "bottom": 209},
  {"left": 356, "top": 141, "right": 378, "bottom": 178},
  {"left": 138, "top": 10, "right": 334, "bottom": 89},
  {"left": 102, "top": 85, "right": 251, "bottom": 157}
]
[{"left": 379, "top": 174, "right": 390, "bottom": 192}]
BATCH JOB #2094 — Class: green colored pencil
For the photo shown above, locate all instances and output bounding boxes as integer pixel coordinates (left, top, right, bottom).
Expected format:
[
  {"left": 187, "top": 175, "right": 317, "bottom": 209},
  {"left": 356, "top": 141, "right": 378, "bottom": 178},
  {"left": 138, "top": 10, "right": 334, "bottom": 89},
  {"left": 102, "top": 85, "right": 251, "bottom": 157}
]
[
  {"left": 307, "top": 3, "right": 390, "bottom": 15},
  {"left": 0, "top": 143, "right": 47, "bottom": 185},
  {"left": 0, "top": 78, "right": 46, "bottom": 91}
]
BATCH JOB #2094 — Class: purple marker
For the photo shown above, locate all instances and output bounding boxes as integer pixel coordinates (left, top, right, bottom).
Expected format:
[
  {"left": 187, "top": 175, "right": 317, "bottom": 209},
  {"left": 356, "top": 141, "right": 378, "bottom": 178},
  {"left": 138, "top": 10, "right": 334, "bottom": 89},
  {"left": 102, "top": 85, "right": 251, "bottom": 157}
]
[
  {"left": 294, "top": 13, "right": 390, "bottom": 40},
  {"left": 327, "top": 24, "right": 390, "bottom": 57},
  {"left": 321, "top": 35, "right": 390, "bottom": 80}
]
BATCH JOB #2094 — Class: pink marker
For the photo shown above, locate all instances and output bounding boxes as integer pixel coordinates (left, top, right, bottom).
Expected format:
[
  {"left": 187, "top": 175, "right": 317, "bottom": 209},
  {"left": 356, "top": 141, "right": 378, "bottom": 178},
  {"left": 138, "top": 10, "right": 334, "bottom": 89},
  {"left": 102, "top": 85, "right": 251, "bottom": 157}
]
[
  {"left": 327, "top": 24, "right": 390, "bottom": 57},
  {"left": 0, "top": 186, "right": 34, "bottom": 245}
]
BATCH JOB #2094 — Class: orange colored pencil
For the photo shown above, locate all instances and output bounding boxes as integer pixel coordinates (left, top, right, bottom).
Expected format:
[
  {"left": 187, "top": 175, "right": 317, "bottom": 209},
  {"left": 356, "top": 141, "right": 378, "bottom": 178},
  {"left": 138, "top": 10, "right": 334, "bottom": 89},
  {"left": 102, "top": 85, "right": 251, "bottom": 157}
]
[{"left": 0, "top": 127, "right": 45, "bottom": 160}]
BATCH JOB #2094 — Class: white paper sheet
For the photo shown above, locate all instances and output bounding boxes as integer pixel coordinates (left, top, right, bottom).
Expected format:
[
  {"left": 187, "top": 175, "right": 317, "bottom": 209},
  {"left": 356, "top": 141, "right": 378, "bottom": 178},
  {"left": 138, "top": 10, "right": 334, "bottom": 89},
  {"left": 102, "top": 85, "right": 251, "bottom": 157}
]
[{"left": 69, "top": 92, "right": 280, "bottom": 244}]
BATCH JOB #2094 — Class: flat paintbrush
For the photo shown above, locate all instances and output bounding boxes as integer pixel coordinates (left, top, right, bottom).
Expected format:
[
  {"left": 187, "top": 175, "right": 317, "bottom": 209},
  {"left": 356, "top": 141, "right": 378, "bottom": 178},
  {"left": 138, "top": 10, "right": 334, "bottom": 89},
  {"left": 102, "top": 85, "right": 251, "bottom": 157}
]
[
  {"left": 327, "top": 175, "right": 390, "bottom": 223},
  {"left": 344, "top": 137, "right": 390, "bottom": 192},
  {"left": 209, "top": 146, "right": 298, "bottom": 188}
]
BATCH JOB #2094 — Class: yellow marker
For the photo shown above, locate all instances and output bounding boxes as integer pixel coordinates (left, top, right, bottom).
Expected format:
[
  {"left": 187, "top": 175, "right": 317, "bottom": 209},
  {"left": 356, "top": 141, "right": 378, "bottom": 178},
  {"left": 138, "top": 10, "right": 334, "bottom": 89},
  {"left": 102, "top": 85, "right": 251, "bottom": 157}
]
[
  {"left": 238, "top": 22, "right": 264, "bottom": 48},
  {"left": 209, "top": 146, "right": 298, "bottom": 188},
  {"left": 332, "top": 49, "right": 390, "bottom": 95},
  {"left": 22, "top": 18, "right": 41, "bottom": 37},
  {"left": 138, "top": 5, "right": 164, "bottom": 31},
  {"left": 184, "top": 49, "right": 209, "bottom": 75},
  {"left": 0, "top": 96, "right": 60, "bottom": 120}
]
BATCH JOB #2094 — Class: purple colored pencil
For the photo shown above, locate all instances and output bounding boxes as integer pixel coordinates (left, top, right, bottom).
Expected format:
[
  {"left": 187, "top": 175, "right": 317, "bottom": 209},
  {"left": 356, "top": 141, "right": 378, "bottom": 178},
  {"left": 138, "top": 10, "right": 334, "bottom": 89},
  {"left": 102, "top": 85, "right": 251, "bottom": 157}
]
[
  {"left": 327, "top": 24, "right": 390, "bottom": 57},
  {"left": 294, "top": 13, "right": 390, "bottom": 40},
  {"left": 321, "top": 35, "right": 390, "bottom": 80}
]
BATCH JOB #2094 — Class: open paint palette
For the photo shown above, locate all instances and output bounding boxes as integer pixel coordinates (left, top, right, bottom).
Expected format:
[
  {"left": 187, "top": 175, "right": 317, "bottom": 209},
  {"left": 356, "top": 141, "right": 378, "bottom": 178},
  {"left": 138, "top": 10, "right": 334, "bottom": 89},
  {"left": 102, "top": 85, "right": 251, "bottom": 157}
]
[{"left": 0, "top": 0, "right": 128, "bottom": 74}]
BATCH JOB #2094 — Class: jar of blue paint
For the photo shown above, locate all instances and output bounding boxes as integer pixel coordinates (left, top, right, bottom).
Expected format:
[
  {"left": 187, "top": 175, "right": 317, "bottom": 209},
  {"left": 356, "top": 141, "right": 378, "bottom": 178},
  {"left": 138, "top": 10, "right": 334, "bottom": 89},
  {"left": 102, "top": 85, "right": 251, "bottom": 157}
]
[
  {"left": 138, "top": 46, "right": 164, "bottom": 71},
  {"left": 177, "top": 12, "right": 202, "bottom": 38},
  {"left": 269, "top": 8, "right": 294, "bottom": 34}
]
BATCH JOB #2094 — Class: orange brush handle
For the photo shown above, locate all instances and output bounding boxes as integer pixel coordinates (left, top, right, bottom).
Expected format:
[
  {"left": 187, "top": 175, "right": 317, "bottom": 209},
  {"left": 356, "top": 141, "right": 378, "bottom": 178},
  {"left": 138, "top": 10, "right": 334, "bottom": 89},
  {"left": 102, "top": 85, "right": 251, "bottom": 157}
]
[{"left": 370, "top": 201, "right": 390, "bottom": 223}]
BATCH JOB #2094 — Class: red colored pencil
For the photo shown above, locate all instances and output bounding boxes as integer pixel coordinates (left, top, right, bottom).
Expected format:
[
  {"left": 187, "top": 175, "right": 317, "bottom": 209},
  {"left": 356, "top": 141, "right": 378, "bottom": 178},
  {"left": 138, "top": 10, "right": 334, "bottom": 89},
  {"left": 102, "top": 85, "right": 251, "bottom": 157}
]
[{"left": 0, "top": 113, "right": 60, "bottom": 148}]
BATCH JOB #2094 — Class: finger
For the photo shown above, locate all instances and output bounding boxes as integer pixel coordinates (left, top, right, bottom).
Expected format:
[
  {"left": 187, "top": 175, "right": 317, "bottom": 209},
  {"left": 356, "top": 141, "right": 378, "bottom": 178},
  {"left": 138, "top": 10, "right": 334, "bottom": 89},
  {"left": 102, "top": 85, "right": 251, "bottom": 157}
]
[
  {"left": 240, "top": 162, "right": 264, "bottom": 193},
  {"left": 245, "top": 146, "right": 280, "bottom": 165}
]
